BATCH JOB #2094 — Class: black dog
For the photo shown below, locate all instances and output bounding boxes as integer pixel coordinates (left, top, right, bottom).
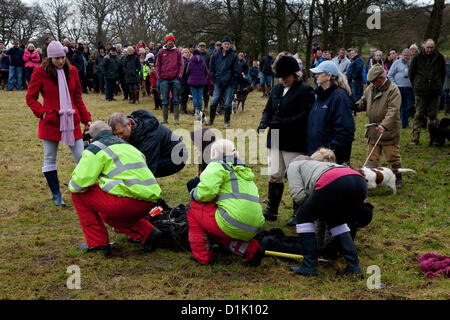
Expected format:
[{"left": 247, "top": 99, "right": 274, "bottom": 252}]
[
  {"left": 428, "top": 117, "right": 450, "bottom": 146},
  {"left": 232, "top": 86, "right": 253, "bottom": 114}
]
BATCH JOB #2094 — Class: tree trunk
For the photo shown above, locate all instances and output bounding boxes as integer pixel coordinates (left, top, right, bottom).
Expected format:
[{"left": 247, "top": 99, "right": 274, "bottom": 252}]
[{"left": 424, "top": 0, "right": 445, "bottom": 43}]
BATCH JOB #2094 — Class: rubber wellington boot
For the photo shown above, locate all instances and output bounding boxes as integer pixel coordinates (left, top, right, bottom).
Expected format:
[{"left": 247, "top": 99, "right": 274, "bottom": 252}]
[
  {"left": 335, "top": 232, "right": 362, "bottom": 275},
  {"left": 161, "top": 105, "right": 169, "bottom": 124},
  {"left": 290, "top": 232, "right": 318, "bottom": 276},
  {"left": 206, "top": 106, "right": 217, "bottom": 126},
  {"left": 173, "top": 104, "right": 180, "bottom": 125},
  {"left": 286, "top": 201, "right": 299, "bottom": 226},
  {"left": 43, "top": 170, "right": 66, "bottom": 207}
]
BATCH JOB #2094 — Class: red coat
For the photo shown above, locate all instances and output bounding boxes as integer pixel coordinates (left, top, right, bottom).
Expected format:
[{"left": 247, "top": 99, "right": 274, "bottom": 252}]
[{"left": 26, "top": 65, "right": 91, "bottom": 141}]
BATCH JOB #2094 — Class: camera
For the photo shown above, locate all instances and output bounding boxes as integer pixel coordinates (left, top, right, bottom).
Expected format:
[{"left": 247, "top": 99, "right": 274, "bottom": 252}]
[{"left": 83, "top": 131, "right": 92, "bottom": 149}]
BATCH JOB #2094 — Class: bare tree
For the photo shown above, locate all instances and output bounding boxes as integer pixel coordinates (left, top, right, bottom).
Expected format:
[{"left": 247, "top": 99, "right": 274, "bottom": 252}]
[
  {"left": 39, "top": 0, "right": 69, "bottom": 42},
  {"left": 424, "top": 0, "right": 445, "bottom": 43}
]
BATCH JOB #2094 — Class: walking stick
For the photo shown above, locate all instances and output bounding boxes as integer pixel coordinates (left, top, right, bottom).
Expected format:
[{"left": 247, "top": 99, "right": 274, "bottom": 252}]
[
  {"left": 362, "top": 123, "right": 383, "bottom": 168},
  {"left": 265, "top": 250, "right": 303, "bottom": 262}
]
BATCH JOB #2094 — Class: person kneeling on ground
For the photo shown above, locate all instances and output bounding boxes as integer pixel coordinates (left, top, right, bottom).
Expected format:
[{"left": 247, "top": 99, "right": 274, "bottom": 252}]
[
  {"left": 186, "top": 139, "right": 266, "bottom": 266},
  {"left": 286, "top": 151, "right": 368, "bottom": 276},
  {"left": 108, "top": 110, "right": 188, "bottom": 178},
  {"left": 69, "top": 121, "right": 163, "bottom": 256}
]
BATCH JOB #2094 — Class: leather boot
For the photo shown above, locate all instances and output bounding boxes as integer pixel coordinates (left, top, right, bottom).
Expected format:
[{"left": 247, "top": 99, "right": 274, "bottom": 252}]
[
  {"left": 173, "top": 104, "right": 180, "bottom": 125},
  {"left": 223, "top": 108, "right": 231, "bottom": 128},
  {"left": 263, "top": 182, "right": 284, "bottom": 221},
  {"left": 129, "top": 90, "right": 135, "bottom": 104},
  {"left": 100, "top": 84, "right": 105, "bottom": 94},
  {"left": 206, "top": 105, "right": 216, "bottom": 126},
  {"left": 43, "top": 171, "right": 66, "bottom": 207},
  {"left": 260, "top": 85, "right": 266, "bottom": 97},
  {"left": 161, "top": 105, "right": 169, "bottom": 124},
  {"left": 134, "top": 90, "right": 140, "bottom": 104},
  {"left": 286, "top": 201, "right": 299, "bottom": 226},
  {"left": 290, "top": 232, "right": 318, "bottom": 276},
  {"left": 335, "top": 232, "right": 362, "bottom": 275}
]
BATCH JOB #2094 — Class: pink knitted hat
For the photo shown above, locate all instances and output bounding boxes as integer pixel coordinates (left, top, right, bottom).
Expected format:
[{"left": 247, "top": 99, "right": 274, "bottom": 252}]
[{"left": 47, "top": 41, "right": 68, "bottom": 58}]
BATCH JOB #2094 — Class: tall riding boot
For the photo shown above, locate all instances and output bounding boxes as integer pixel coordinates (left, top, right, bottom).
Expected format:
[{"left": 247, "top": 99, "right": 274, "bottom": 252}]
[
  {"left": 392, "top": 164, "right": 402, "bottom": 189},
  {"left": 260, "top": 85, "right": 266, "bottom": 97},
  {"left": 263, "top": 182, "right": 284, "bottom": 221},
  {"left": 134, "top": 90, "right": 140, "bottom": 104},
  {"left": 223, "top": 108, "right": 231, "bottom": 128},
  {"left": 161, "top": 105, "right": 169, "bottom": 124},
  {"left": 286, "top": 201, "right": 299, "bottom": 226},
  {"left": 335, "top": 231, "right": 362, "bottom": 275},
  {"left": 173, "top": 104, "right": 180, "bottom": 125},
  {"left": 291, "top": 231, "right": 318, "bottom": 276},
  {"left": 129, "top": 90, "right": 135, "bottom": 104},
  {"left": 43, "top": 171, "right": 66, "bottom": 207},
  {"left": 206, "top": 105, "right": 217, "bottom": 126}
]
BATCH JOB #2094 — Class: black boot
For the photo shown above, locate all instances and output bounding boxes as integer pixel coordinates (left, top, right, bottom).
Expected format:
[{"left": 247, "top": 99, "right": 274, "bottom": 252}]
[
  {"left": 142, "top": 227, "right": 163, "bottom": 252},
  {"left": 43, "top": 171, "right": 66, "bottom": 207},
  {"left": 223, "top": 108, "right": 231, "bottom": 128},
  {"left": 76, "top": 244, "right": 111, "bottom": 257},
  {"left": 206, "top": 106, "right": 216, "bottom": 126},
  {"left": 335, "top": 232, "right": 362, "bottom": 275},
  {"left": 290, "top": 233, "right": 318, "bottom": 276},
  {"left": 286, "top": 201, "right": 299, "bottom": 226},
  {"left": 263, "top": 182, "right": 284, "bottom": 221}
]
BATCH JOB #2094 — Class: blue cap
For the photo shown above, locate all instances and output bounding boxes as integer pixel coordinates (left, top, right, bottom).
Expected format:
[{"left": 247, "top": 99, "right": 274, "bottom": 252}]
[{"left": 310, "top": 60, "right": 339, "bottom": 76}]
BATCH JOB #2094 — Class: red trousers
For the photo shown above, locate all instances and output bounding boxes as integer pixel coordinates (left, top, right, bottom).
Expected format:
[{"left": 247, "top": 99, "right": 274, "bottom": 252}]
[
  {"left": 186, "top": 201, "right": 260, "bottom": 264},
  {"left": 71, "top": 185, "right": 155, "bottom": 248}
]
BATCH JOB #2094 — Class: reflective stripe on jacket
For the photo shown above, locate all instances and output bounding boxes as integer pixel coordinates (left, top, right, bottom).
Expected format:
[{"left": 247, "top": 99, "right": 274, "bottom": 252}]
[
  {"left": 69, "top": 130, "right": 162, "bottom": 201},
  {"left": 190, "top": 157, "right": 264, "bottom": 241}
]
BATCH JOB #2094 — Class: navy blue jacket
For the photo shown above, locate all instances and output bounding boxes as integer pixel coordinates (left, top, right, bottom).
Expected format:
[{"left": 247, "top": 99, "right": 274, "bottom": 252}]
[
  {"left": 209, "top": 48, "right": 240, "bottom": 88},
  {"left": 307, "top": 85, "right": 355, "bottom": 164},
  {"left": 260, "top": 55, "right": 274, "bottom": 75},
  {"left": 260, "top": 81, "right": 315, "bottom": 153},
  {"left": 6, "top": 47, "right": 24, "bottom": 67},
  {"left": 347, "top": 55, "right": 364, "bottom": 82},
  {"left": 1, "top": 52, "right": 10, "bottom": 70},
  {"left": 129, "top": 109, "right": 185, "bottom": 174}
]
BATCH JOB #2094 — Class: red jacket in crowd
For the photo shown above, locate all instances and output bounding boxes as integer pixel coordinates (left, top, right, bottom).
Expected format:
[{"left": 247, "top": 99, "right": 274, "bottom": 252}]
[
  {"left": 156, "top": 46, "right": 184, "bottom": 80},
  {"left": 26, "top": 65, "right": 91, "bottom": 141}
]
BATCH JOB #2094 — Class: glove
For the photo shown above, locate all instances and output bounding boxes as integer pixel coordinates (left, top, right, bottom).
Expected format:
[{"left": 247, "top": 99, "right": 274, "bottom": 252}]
[
  {"left": 268, "top": 116, "right": 282, "bottom": 129},
  {"left": 29, "top": 57, "right": 33, "bottom": 61},
  {"left": 257, "top": 122, "right": 267, "bottom": 131}
]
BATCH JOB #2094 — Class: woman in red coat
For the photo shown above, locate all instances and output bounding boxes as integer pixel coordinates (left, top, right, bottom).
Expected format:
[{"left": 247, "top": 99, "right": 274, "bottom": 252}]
[{"left": 26, "top": 41, "right": 91, "bottom": 207}]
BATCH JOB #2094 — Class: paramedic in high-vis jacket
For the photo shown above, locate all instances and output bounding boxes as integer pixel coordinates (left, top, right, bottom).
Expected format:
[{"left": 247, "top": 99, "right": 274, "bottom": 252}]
[
  {"left": 186, "top": 139, "right": 266, "bottom": 266},
  {"left": 69, "top": 121, "right": 163, "bottom": 256}
]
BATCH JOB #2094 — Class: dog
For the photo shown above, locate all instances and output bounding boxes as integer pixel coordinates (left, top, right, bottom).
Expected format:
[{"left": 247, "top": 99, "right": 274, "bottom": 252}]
[
  {"left": 232, "top": 86, "right": 253, "bottom": 114},
  {"left": 428, "top": 117, "right": 450, "bottom": 146},
  {"left": 358, "top": 167, "right": 416, "bottom": 194},
  {"left": 150, "top": 88, "right": 162, "bottom": 110}
]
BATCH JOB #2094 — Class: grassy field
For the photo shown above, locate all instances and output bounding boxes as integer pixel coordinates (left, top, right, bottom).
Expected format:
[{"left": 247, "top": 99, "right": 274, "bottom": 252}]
[{"left": 0, "top": 87, "right": 448, "bottom": 300}]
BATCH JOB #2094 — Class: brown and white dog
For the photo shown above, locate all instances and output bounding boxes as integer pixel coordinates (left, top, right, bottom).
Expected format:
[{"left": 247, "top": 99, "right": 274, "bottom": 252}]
[{"left": 358, "top": 167, "right": 416, "bottom": 194}]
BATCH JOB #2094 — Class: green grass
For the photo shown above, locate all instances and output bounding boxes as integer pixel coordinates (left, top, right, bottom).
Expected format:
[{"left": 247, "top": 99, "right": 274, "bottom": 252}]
[{"left": 0, "top": 88, "right": 448, "bottom": 300}]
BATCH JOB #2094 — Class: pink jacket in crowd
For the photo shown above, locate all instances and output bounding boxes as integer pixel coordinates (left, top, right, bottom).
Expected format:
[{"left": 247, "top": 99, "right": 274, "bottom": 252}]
[{"left": 23, "top": 50, "right": 40, "bottom": 68}]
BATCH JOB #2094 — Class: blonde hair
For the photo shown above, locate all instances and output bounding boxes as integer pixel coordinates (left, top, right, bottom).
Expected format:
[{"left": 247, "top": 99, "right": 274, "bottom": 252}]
[
  {"left": 331, "top": 72, "right": 351, "bottom": 95},
  {"left": 311, "top": 148, "right": 336, "bottom": 163},
  {"left": 210, "top": 139, "right": 239, "bottom": 160},
  {"left": 138, "top": 47, "right": 145, "bottom": 55},
  {"left": 27, "top": 43, "right": 35, "bottom": 50}
]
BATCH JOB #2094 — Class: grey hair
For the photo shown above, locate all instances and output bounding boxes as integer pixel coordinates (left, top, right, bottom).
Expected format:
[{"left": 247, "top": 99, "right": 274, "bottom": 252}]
[
  {"left": 402, "top": 48, "right": 410, "bottom": 54},
  {"left": 409, "top": 43, "right": 418, "bottom": 50},
  {"left": 89, "top": 121, "right": 111, "bottom": 139},
  {"left": 108, "top": 112, "right": 129, "bottom": 130},
  {"left": 331, "top": 72, "right": 351, "bottom": 95}
]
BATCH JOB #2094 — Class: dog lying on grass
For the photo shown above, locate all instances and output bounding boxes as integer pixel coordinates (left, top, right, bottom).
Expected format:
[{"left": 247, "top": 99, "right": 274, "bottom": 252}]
[
  {"left": 358, "top": 167, "right": 416, "bottom": 194},
  {"left": 428, "top": 118, "right": 450, "bottom": 147}
]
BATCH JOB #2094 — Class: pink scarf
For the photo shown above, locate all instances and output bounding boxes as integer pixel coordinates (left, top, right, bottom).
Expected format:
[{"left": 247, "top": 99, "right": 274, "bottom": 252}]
[{"left": 57, "top": 68, "right": 75, "bottom": 146}]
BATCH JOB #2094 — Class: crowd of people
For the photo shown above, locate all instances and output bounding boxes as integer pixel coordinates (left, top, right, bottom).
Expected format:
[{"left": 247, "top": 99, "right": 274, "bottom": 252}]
[{"left": 17, "top": 33, "right": 450, "bottom": 277}]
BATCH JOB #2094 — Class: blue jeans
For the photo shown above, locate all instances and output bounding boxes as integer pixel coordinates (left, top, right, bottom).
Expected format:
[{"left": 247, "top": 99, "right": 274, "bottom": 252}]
[
  {"left": 260, "top": 73, "right": 273, "bottom": 87},
  {"left": 350, "top": 80, "right": 363, "bottom": 101},
  {"left": 160, "top": 79, "right": 181, "bottom": 106},
  {"left": 399, "top": 87, "right": 413, "bottom": 128},
  {"left": 105, "top": 78, "right": 116, "bottom": 100},
  {"left": 210, "top": 85, "right": 234, "bottom": 110},
  {"left": 190, "top": 85, "right": 204, "bottom": 111},
  {"left": 25, "top": 67, "right": 34, "bottom": 84},
  {"left": 128, "top": 83, "right": 139, "bottom": 91},
  {"left": 8, "top": 66, "right": 23, "bottom": 90}
]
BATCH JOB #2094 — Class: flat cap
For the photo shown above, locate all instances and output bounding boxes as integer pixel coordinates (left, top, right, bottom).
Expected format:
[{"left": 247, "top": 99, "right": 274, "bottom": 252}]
[{"left": 367, "top": 64, "right": 386, "bottom": 82}]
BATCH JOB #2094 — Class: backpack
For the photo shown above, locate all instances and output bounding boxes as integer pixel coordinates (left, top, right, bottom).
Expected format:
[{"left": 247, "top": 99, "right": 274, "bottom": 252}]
[{"left": 149, "top": 204, "right": 190, "bottom": 251}]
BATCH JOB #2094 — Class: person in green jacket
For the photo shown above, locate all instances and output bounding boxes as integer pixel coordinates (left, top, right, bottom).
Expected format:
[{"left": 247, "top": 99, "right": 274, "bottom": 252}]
[
  {"left": 69, "top": 121, "right": 163, "bottom": 256},
  {"left": 186, "top": 139, "right": 266, "bottom": 266}
]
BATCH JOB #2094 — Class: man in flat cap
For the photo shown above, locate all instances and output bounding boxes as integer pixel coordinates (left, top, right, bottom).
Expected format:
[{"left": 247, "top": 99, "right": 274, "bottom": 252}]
[{"left": 356, "top": 64, "right": 404, "bottom": 188}]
